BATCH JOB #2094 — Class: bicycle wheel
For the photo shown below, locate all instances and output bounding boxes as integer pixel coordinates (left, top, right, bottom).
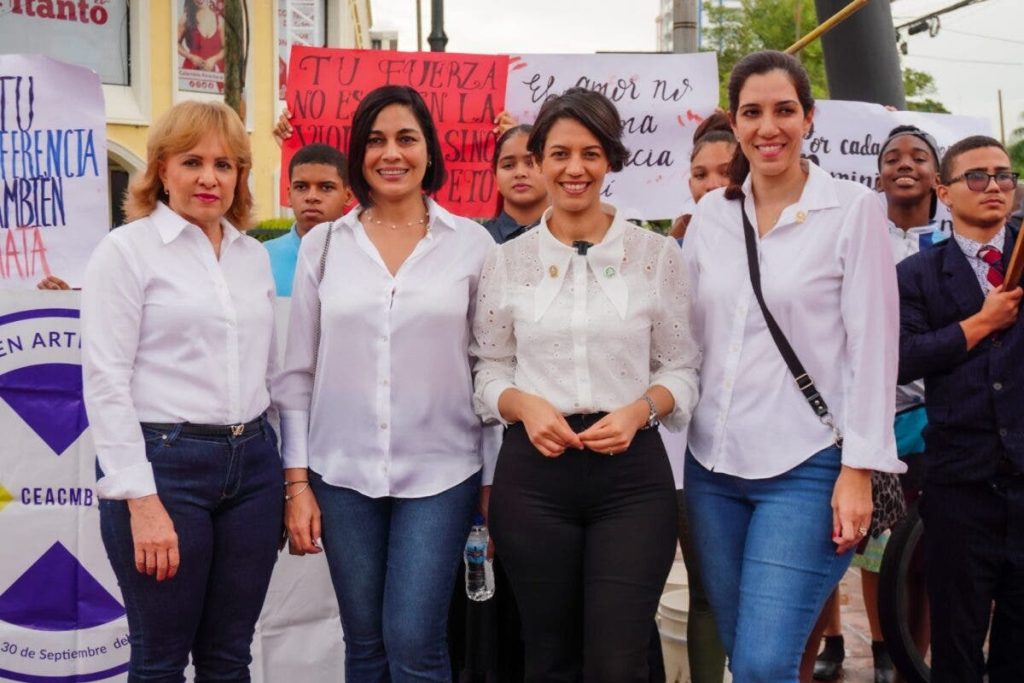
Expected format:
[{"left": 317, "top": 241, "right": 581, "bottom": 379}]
[{"left": 878, "top": 500, "right": 929, "bottom": 683}]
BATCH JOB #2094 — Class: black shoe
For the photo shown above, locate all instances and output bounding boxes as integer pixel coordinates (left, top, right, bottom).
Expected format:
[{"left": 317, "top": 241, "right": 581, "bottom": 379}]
[
  {"left": 872, "top": 641, "right": 896, "bottom": 683},
  {"left": 813, "top": 635, "right": 845, "bottom": 681}
]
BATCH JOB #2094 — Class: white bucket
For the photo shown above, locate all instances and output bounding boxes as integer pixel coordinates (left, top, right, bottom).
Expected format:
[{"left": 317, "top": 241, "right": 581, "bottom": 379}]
[{"left": 658, "top": 588, "right": 690, "bottom": 683}]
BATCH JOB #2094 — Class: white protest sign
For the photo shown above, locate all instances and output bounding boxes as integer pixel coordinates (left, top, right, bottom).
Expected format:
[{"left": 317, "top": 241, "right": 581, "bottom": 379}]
[
  {"left": 504, "top": 52, "right": 719, "bottom": 220},
  {"left": 804, "top": 100, "right": 991, "bottom": 234},
  {"left": 0, "top": 54, "right": 109, "bottom": 289}
]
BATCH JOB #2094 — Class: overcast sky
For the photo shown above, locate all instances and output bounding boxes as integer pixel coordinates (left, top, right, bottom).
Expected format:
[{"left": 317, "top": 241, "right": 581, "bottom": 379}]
[{"left": 371, "top": 0, "right": 1022, "bottom": 139}]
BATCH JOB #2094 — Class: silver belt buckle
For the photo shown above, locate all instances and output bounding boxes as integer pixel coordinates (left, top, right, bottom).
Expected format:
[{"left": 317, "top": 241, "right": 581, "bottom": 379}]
[{"left": 230, "top": 424, "right": 245, "bottom": 437}]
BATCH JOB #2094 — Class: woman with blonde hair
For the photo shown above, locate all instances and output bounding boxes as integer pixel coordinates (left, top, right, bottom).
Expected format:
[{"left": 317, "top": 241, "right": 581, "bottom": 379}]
[{"left": 82, "top": 99, "right": 282, "bottom": 682}]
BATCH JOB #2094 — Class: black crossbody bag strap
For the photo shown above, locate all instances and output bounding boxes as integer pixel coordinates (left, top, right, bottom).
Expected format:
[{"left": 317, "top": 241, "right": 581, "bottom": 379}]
[{"left": 739, "top": 202, "right": 843, "bottom": 448}]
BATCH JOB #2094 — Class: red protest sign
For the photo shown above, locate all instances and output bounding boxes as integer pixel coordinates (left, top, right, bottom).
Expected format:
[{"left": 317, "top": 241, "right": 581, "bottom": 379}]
[{"left": 280, "top": 46, "right": 509, "bottom": 218}]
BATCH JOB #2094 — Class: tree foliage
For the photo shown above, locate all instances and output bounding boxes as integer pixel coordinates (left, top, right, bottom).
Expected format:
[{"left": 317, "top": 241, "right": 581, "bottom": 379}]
[
  {"left": 702, "top": 0, "right": 829, "bottom": 106},
  {"left": 701, "top": 0, "right": 948, "bottom": 114},
  {"left": 1009, "top": 113, "right": 1024, "bottom": 176},
  {"left": 903, "top": 68, "right": 949, "bottom": 113}
]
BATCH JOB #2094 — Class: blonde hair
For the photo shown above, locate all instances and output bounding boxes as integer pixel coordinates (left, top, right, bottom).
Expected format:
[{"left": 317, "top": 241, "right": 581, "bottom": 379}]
[{"left": 123, "top": 100, "right": 254, "bottom": 228}]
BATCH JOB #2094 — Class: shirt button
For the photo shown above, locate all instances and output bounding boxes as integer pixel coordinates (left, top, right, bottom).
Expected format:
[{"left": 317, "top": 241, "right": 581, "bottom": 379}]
[
  {"left": 382, "top": 379, "right": 389, "bottom": 386},
  {"left": 999, "top": 428, "right": 1008, "bottom": 437},
  {"left": 994, "top": 382, "right": 1003, "bottom": 391},
  {"left": 380, "top": 423, "right": 388, "bottom": 430}
]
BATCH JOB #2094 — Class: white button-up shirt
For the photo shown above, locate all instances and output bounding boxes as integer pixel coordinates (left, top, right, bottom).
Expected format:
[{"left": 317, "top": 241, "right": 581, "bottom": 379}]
[
  {"left": 683, "top": 162, "right": 904, "bottom": 478},
  {"left": 82, "top": 202, "right": 278, "bottom": 500},
  {"left": 952, "top": 227, "right": 1006, "bottom": 295},
  {"left": 276, "top": 198, "right": 499, "bottom": 498},
  {"left": 472, "top": 204, "right": 700, "bottom": 431}
]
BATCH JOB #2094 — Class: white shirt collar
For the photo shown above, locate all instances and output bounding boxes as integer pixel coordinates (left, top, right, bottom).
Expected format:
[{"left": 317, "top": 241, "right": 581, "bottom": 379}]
[
  {"left": 534, "top": 203, "right": 630, "bottom": 321},
  {"left": 740, "top": 160, "right": 841, "bottom": 230},
  {"left": 152, "top": 201, "right": 243, "bottom": 247},
  {"left": 336, "top": 196, "right": 459, "bottom": 236}
]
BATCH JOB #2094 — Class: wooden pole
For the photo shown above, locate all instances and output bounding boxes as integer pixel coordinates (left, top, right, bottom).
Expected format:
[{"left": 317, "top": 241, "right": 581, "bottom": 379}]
[
  {"left": 1006, "top": 233, "right": 1024, "bottom": 291},
  {"left": 786, "top": 0, "right": 869, "bottom": 55}
]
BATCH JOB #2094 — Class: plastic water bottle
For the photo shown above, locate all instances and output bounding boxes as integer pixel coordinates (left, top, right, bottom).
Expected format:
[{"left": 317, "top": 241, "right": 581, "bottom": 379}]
[{"left": 464, "top": 514, "right": 495, "bottom": 602}]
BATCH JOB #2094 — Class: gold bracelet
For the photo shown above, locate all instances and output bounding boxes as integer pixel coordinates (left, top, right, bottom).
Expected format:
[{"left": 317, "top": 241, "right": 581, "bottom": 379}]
[{"left": 284, "top": 483, "right": 310, "bottom": 501}]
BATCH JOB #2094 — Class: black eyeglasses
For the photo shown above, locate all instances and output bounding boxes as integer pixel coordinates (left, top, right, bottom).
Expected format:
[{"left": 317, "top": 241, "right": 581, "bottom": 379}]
[{"left": 945, "top": 170, "right": 1019, "bottom": 192}]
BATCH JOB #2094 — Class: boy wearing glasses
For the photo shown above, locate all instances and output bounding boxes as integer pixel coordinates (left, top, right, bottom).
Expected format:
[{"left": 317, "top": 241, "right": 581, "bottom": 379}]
[{"left": 896, "top": 135, "right": 1023, "bottom": 683}]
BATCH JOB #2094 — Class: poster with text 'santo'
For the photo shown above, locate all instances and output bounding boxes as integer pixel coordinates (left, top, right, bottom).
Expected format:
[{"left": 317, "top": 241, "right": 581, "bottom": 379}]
[
  {"left": 0, "top": 54, "right": 108, "bottom": 289},
  {"left": 281, "top": 46, "right": 510, "bottom": 218}
]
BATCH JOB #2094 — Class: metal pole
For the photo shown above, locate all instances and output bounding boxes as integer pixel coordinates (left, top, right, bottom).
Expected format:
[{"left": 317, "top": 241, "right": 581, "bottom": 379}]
[
  {"left": 672, "top": 0, "right": 698, "bottom": 53},
  {"left": 998, "top": 89, "right": 1006, "bottom": 144},
  {"left": 428, "top": 0, "right": 447, "bottom": 52},
  {"left": 813, "top": 0, "right": 906, "bottom": 108},
  {"left": 416, "top": 0, "right": 423, "bottom": 51}
]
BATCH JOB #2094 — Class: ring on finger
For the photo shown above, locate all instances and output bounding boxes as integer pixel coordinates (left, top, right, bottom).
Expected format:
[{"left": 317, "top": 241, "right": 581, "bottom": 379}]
[{"left": 858, "top": 526, "right": 868, "bottom": 537}]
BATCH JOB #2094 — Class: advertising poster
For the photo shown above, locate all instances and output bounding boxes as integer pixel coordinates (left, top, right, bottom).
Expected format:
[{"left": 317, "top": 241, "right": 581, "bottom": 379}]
[{"left": 176, "top": 0, "right": 228, "bottom": 95}]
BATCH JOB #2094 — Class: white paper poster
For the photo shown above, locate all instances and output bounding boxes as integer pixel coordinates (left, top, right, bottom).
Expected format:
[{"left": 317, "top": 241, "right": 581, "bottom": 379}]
[
  {"left": 0, "top": 54, "right": 109, "bottom": 289},
  {"left": 504, "top": 52, "right": 720, "bottom": 220},
  {"left": 804, "top": 100, "right": 992, "bottom": 233}
]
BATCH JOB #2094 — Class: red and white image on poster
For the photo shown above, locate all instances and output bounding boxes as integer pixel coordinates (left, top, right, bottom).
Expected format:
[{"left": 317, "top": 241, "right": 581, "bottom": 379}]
[
  {"left": 177, "top": 0, "right": 226, "bottom": 94},
  {"left": 281, "top": 46, "right": 510, "bottom": 218}
]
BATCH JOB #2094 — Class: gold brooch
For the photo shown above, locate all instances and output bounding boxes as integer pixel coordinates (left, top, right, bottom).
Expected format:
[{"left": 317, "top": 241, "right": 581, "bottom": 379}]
[{"left": 548, "top": 265, "right": 559, "bottom": 278}]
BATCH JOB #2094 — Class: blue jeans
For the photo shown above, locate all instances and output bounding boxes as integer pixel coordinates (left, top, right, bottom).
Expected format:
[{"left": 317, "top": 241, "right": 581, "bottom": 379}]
[
  {"left": 98, "top": 418, "right": 283, "bottom": 683},
  {"left": 311, "top": 470, "right": 481, "bottom": 683},
  {"left": 684, "top": 447, "right": 851, "bottom": 682}
]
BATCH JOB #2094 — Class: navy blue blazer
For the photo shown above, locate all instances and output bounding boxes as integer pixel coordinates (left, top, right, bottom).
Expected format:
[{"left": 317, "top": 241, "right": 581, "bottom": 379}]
[{"left": 897, "top": 226, "right": 1023, "bottom": 483}]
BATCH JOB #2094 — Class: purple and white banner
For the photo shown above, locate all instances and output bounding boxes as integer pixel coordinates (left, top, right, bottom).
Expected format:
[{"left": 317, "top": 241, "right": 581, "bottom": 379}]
[{"left": 0, "top": 293, "right": 344, "bottom": 682}]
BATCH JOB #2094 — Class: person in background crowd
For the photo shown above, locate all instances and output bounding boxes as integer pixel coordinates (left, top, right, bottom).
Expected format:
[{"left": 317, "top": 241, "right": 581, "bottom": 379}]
[
  {"left": 661, "top": 110, "right": 736, "bottom": 683},
  {"left": 276, "top": 85, "right": 498, "bottom": 682},
  {"left": 681, "top": 50, "right": 904, "bottom": 683},
  {"left": 264, "top": 143, "right": 352, "bottom": 296},
  {"left": 670, "top": 112, "right": 736, "bottom": 245},
  {"left": 1008, "top": 181, "right": 1023, "bottom": 231},
  {"left": 482, "top": 124, "right": 549, "bottom": 243},
  {"left": 811, "top": 124, "right": 942, "bottom": 683},
  {"left": 81, "top": 100, "right": 282, "bottom": 682},
  {"left": 897, "top": 135, "right": 1023, "bottom": 683},
  {"left": 472, "top": 87, "right": 700, "bottom": 682}
]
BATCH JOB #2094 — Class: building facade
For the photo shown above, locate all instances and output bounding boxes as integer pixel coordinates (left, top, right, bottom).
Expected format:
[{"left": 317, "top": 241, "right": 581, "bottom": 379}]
[{"left": 0, "top": 0, "right": 376, "bottom": 226}]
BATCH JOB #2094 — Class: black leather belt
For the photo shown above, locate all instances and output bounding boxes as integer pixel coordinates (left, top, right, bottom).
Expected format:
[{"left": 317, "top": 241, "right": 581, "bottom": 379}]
[{"left": 141, "top": 415, "right": 264, "bottom": 437}]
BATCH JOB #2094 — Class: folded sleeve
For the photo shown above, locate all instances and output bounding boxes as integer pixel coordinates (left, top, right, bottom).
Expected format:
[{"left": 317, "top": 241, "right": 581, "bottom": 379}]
[
  {"left": 81, "top": 236, "right": 156, "bottom": 500},
  {"left": 837, "top": 192, "right": 905, "bottom": 473}
]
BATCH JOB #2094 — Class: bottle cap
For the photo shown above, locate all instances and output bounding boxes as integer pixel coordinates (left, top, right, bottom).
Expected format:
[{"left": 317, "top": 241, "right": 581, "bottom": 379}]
[{"left": 472, "top": 513, "right": 485, "bottom": 526}]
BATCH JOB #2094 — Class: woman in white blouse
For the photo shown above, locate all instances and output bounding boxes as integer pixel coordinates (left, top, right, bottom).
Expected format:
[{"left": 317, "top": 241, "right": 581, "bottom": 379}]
[
  {"left": 680, "top": 51, "right": 905, "bottom": 682},
  {"left": 472, "top": 87, "right": 700, "bottom": 682},
  {"left": 277, "top": 85, "right": 497, "bottom": 681},
  {"left": 82, "top": 101, "right": 281, "bottom": 681}
]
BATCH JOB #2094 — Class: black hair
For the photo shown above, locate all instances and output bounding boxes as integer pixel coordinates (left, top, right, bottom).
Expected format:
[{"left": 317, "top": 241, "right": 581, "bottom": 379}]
[
  {"left": 346, "top": 85, "right": 447, "bottom": 207},
  {"left": 492, "top": 124, "right": 534, "bottom": 171},
  {"left": 690, "top": 111, "right": 736, "bottom": 162},
  {"left": 877, "top": 125, "right": 940, "bottom": 170},
  {"left": 526, "top": 87, "right": 629, "bottom": 172},
  {"left": 939, "top": 135, "right": 1008, "bottom": 184},
  {"left": 724, "top": 51, "right": 814, "bottom": 200},
  {"left": 289, "top": 143, "right": 348, "bottom": 184}
]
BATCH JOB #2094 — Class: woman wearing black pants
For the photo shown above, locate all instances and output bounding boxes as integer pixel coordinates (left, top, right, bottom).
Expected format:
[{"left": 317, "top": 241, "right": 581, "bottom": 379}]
[{"left": 471, "top": 88, "right": 700, "bottom": 682}]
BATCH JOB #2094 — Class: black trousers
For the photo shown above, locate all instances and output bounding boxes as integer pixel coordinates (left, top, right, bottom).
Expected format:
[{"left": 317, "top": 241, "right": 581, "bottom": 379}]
[
  {"left": 921, "top": 476, "right": 1024, "bottom": 683},
  {"left": 488, "top": 419, "right": 678, "bottom": 683}
]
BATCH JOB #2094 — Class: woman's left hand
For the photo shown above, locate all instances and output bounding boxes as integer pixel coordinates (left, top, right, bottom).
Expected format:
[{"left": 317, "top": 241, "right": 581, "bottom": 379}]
[
  {"left": 578, "top": 401, "right": 648, "bottom": 455},
  {"left": 831, "top": 466, "right": 873, "bottom": 554}
]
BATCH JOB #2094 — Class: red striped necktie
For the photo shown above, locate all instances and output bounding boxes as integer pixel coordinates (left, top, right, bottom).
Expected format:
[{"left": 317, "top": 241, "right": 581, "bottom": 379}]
[{"left": 978, "top": 245, "right": 1004, "bottom": 287}]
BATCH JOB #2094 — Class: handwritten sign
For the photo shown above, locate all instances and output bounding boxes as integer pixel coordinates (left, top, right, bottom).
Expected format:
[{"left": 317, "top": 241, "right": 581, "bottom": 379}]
[
  {"left": 804, "top": 100, "right": 991, "bottom": 234},
  {"left": 281, "top": 46, "right": 510, "bottom": 217},
  {"left": 504, "top": 52, "right": 719, "bottom": 221},
  {"left": 0, "top": 55, "right": 108, "bottom": 289}
]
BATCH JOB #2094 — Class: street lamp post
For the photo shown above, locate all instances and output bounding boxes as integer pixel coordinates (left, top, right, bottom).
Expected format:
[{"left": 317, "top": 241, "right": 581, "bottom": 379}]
[{"left": 428, "top": 0, "right": 448, "bottom": 52}]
